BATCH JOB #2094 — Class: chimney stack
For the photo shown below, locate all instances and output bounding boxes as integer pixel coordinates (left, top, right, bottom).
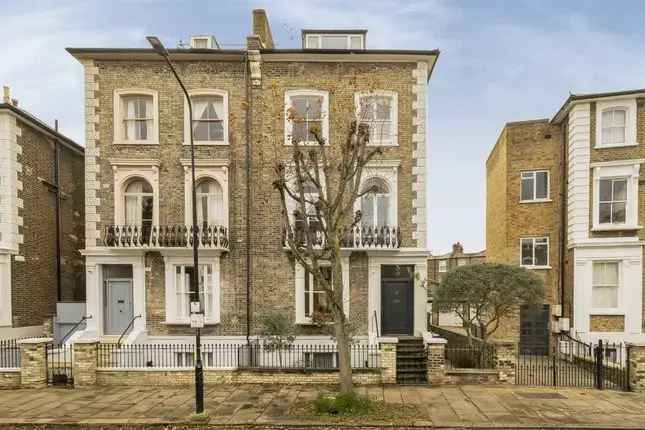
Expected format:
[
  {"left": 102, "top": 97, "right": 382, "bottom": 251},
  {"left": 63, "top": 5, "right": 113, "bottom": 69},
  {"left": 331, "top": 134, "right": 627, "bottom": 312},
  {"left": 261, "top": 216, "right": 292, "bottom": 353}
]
[
  {"left": 251, "top": 9, "right": 274, "bottom": 49},
  {"left": 3, "top": 86, "right": 11, "bottom": 105},
  {"left": 452, "top": 242, "right": 464, "bottom": 256}
]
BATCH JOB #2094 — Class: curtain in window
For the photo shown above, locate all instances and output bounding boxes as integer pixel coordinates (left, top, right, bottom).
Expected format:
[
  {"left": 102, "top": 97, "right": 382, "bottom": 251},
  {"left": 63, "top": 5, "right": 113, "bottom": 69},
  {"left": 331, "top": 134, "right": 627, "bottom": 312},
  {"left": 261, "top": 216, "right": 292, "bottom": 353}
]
[
  {"left": 196, "top": 179, "right": 224, "bottom": 226},
  {"left": 124, "top": 96, "right": 152, "bottom": 141},
  {"left": 592, "top": 262, "right": 619, "bottom": 308},
  {"left": 192, "top": 95, "right": 224, "bottom": 141},
  {"left": 601, "top": 109, "right": 626, "bottom": 145},
  {"left": 124, "top": 179, "right": 153, "bottom": 229},
  {"left": 291, "top": 95, "right": 323, "bottom": 143},
  {"left": 360, "top": 177, "right": 390, "bottom": 229},
  {"left": 359, "top": 96, "right": 392, "bottom": 143}
]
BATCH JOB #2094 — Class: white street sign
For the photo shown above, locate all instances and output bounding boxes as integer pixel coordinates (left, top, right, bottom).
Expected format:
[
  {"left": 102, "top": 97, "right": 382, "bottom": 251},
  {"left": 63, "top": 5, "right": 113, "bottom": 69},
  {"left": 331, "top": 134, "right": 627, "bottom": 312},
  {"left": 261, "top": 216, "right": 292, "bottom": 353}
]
[{"left": 190, "top": 312, "right": 204, "bottom": 328}]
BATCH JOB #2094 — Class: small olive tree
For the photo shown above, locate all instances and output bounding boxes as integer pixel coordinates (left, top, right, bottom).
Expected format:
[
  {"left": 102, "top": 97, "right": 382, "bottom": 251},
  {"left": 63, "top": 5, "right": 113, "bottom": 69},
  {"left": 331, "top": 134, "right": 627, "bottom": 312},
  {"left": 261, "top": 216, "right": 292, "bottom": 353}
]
[{"left": 433, "top": 263, "right": 545, "bottom": 347}]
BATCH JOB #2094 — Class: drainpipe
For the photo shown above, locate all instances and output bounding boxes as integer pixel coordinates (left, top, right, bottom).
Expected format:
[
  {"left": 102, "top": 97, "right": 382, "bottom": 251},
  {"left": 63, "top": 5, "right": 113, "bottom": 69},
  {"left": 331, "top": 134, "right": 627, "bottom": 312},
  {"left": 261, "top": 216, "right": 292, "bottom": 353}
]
[
  {"left": 244, "top": 52, "right": 252, "bottom": 344},
  {"left": 54, "top": 119, "right": 62, "bottom": 301}
]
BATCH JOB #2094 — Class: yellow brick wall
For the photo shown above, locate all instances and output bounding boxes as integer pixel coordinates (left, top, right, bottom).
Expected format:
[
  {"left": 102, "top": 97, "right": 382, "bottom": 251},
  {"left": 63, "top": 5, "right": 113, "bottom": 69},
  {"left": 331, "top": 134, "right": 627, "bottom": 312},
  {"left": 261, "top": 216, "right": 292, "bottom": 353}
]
[{"left": 589, "top": 314, "right": 625, "bottom": 332}]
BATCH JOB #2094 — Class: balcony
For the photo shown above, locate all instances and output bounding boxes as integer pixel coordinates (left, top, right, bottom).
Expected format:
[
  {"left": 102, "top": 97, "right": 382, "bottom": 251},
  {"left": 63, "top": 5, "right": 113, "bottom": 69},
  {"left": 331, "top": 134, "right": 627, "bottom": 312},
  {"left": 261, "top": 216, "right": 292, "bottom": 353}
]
[
  {"left": 284, "top": 220, "right": 401, "bottom": 250},
  {"left": 103, "top": 225, "right": 229, "bottom": 250}
]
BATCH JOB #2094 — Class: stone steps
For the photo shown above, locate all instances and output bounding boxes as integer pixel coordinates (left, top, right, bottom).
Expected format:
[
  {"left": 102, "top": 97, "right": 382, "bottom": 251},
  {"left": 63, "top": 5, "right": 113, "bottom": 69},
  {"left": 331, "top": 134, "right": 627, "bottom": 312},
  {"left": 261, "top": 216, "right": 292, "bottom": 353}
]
[{"left": 396, "top": 337, "right": 427, "bottom": 384}]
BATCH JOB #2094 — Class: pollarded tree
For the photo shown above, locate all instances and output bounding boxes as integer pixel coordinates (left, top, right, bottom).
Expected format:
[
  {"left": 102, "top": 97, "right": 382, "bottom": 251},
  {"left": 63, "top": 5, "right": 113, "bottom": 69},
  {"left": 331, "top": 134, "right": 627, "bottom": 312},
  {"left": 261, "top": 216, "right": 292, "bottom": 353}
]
[
  {"left": 433, "top": 263, "right": 545, "bottom": 347},
  {"left": 272, "top": 85, "right": 388, "bottom": 394}
]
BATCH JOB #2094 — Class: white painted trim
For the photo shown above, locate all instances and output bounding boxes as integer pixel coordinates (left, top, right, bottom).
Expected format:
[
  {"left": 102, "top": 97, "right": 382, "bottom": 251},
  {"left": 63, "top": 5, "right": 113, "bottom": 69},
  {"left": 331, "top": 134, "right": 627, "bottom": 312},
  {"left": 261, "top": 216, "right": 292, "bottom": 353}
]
[
  {"left": 82, "top": 59, "right": 101, "bottom": 248},
  {"left": 594, "top": 98, "right": 638, "bottom": 149},
  {"left": 519, "top": 236, "right": 550, "bottom": 269},
  {"left": 0, "top": 253, "right": 11, "bottom": 327},
  {"left": 182, "top": 165, "right": 229, "bottom": 229},
  {"left": 294, "top": 259, "right": 349, "bottom": 325},
  {"left": 183, "top": 89, "right": 229, "bottom": 146},
  {"left": 162, "top": 254, "right": 221, "bottom": 325},
  {"left": 519, "top": 169, "right": 550, "bottom": 202},
  {"left": 354, "top": 91, "right": 399, "bottom": 146},
  {"left": 566, "top": 103, "right": 591, "bottom": 247},
  {"left": 0, "top": 112, "right": 22, "bottom": 253},
  {"left": 353, "top": 162, "right": 399, "bottom": 228},
  {"left": 591, "top": 162, "right": 640, "bottom": 231},
  {"left": 284, "top": 89, "right": 329, "bottom": 146},
  {"left": 112, "top": 88, "right": 159, "bottom": 145},
  {"left": 304, "top": 34, "right": 365, "bottom": 50},
  {"left": 111, "top": 164, "right": 160, "bottom": 226}
]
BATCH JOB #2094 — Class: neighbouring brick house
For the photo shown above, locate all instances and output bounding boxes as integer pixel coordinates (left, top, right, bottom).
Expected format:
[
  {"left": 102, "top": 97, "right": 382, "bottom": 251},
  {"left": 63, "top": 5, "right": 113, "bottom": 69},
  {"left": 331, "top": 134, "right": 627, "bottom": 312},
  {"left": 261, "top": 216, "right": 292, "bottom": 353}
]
[
  {"left": 67, "top": 10, "right": 439, "bottom": 347},
  {"left": 487, "top": 88, "right": 645, "bottom": 349},
  {"left": 0, "top": 87, "right": 85, "bottom": 339},
  {"left": 427, "top": 242, "right": 485, "bottom": 327}
]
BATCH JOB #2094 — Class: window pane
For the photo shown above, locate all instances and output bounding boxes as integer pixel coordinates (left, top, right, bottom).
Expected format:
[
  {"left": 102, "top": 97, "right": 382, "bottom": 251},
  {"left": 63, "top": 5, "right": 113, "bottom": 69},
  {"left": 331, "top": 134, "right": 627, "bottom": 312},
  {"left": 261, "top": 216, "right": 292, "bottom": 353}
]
[
  {"left": 592, "top": 286, "right": 618, "bottom": 308},
  {"left": 521, "top": 177, "right": 534, "bottom": 201},
  {"left": 599, "top": 203, "right": 611, "bottom": 224},
  {"left": 376, "top": 195, "right": 389, "bottom": 227},
  {"left": 613, "top": 109, "right": 626, "bottom": 126},
  {"left": 612, "top": 202, "right": 626, "bottom": 223},
  {"left": 536, "top": 172, "right": 548, "bottom": 199},
  {"left": 613, "top": 126, "right": 626, "bottom": 144},
  {"left": 306, "top": 97, "right": 322, "bottom": 120},
  {"left": 599, "top": 179, "right": 612, "bottom": 202},
  {"left": 375, "top": 98, "right": 391, "bottom": 120},
  {"left": 361, "top": 194, "right": 374, "bottom": 228},
  {"left": 521, "top": 239, "right": 533, "bottom": 265},
  {"left": 602, "top": 110, "right": 612, "bottom": 124},
  {"left": 601, "top": 127, "right": 612, "bottom": 145},
  {"left": 534, "top": 241, "right": 548, "bottom": 266},
  {"left": 306, "top": 35, "right": 319, "bottom": 49},
  {"left": 292, "top": 122, "right": 308, "bottom": 143},
  {"left": 613, "top": 179, "right": 627, "bottom": 201},
  {"left": 321, "top": 35, "right": 347, "bottom": 49}
]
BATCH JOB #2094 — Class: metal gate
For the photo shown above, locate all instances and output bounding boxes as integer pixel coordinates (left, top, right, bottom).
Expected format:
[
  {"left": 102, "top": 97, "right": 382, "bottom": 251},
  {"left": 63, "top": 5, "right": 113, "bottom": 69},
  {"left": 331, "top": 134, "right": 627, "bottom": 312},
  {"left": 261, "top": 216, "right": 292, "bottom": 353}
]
[
  {"left": 46, "top": 343, "right": 74, "bottom": 387},
  {"left": 516, "top": 335, "right": 629, "bottom": 391}
]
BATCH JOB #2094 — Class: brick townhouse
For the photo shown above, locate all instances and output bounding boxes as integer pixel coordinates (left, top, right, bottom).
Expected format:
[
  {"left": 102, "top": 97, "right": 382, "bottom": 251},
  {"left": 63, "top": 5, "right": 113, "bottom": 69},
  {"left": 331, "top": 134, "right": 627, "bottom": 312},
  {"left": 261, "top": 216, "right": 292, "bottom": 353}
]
[
  {"left": 0, "top": 87, "right": 85, "bottom": 339},
  {"left": 427, "top": 242, "right": 485, "bottom": 327},
  {"left": 67, "top": 10, "right": 439, "bottom": 346},
  {"left": 487, "top": 88, "right": 645, "bottom": 349}
]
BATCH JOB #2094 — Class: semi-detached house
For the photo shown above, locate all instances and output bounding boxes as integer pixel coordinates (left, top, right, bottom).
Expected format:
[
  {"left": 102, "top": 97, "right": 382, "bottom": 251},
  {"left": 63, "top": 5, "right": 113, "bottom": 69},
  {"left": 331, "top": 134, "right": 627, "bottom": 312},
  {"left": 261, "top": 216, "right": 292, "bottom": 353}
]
[
  {"left": 487, "top": 88, "right": 645, "bottom": 350},
  {"left": 67, "top": 10, "right": 439, "bottom": 349}
]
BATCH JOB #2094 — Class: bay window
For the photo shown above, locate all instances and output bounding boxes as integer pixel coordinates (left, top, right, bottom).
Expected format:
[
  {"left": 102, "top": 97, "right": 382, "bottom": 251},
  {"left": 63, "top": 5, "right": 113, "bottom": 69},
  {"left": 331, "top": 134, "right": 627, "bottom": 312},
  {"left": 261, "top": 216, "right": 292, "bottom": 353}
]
[
  {"left": 285, "top": 90, "right": 329, "bottom": 145},
  {"left": 520, "top": 237, "right": 549, "bottom": 268},
  {"left": 592, "top": 261, "right": 619, "bottom": 309}
]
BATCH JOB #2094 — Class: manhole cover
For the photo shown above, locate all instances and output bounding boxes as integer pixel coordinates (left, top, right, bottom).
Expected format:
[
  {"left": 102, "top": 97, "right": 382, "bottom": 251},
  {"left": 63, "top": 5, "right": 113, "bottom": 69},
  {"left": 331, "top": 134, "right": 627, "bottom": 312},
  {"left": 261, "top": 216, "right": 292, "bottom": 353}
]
[{"left": 519, "top": 392, "right": 567, "bottom": 399}]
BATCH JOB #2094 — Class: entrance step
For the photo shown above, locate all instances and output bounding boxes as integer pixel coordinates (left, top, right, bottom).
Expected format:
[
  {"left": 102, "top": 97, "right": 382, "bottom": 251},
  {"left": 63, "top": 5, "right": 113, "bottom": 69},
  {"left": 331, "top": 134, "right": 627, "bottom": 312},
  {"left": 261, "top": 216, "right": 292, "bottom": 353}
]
[
  {"left": 100, "top": 335, "right": 120, "bottom": 344},
  {"left": 396, "top": 337, "right": 427, "bottom": 384}
]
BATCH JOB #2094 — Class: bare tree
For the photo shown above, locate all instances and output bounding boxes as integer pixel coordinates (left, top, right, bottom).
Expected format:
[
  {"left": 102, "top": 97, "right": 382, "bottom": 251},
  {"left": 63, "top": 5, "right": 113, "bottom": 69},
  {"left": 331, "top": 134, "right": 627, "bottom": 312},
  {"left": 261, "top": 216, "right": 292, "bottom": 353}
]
[{"left": 272, "top": 95, "right": 385, "bottom": 393}]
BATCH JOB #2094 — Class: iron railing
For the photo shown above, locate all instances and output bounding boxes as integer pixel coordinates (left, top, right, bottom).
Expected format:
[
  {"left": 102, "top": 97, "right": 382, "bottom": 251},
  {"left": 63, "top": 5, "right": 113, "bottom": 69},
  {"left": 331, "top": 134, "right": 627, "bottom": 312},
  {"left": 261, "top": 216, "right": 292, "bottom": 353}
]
[
  {"left": 46, "top": 342, "right": 74, "bottom": 387},
  {"left": 0, "top": 339, "right": 20, "bottom": 368},
  {"left": 59, "top": 315, "right": 92, "bottom": 345},
  {"left": 97, "top": 342, "right": 380, "bottom": 370},
  {"left": 117, "top": 315, "right": 142, "bottom": 347},
  {"left": 103, "top": 224, "right": 229, "bottom": 250},
  {"left": 444, "top": 345, "right": 496, "bottom": 369},
  {"left": 284, "top": 223, "right": 401, "bottom": 249}
]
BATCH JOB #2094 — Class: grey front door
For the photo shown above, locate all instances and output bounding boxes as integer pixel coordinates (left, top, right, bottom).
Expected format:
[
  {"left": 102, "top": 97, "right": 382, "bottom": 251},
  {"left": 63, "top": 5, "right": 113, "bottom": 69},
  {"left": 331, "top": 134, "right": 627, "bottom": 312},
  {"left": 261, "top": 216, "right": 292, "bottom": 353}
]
[
  {"left": 105, "top": 280, "right": 134, "bottom": 335},
  {"left": 381, "top": 265, "right": 414, "bottom": 336}
]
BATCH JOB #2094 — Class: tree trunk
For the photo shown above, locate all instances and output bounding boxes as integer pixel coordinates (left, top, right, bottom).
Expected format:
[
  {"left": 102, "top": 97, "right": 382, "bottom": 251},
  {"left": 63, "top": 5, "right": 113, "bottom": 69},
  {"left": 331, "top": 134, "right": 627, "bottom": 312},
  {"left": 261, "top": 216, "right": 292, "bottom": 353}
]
[{"left": 335, "top": 319, "right": 353, "bottom": 394}]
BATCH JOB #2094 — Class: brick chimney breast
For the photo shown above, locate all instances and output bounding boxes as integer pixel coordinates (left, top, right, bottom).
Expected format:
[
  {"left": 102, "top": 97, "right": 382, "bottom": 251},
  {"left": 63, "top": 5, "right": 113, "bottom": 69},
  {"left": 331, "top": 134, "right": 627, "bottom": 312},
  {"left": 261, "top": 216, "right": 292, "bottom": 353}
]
[
  {"left": 252, "top": 9, "right": 274, "bottom": 49},
  {"left": 452, "top": 242, "right": 464, "bottom": 256}
]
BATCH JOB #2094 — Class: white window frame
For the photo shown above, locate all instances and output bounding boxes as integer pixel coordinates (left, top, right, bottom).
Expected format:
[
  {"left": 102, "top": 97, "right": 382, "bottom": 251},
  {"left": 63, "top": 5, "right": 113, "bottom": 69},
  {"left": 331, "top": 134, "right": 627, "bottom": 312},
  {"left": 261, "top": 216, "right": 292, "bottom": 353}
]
[
  {"left": 163, "top": 256, "right": 220, "bottom": 325},
  {"left": 438, "top": 260, "right": 447, "bottom": 273},
  {"left": 304, "top": 34, "right": 364, "bottom": 50},
  {"left": 591, "top": 260, "right": 621, "bottom": 313},
  {"left": 181, "top": 160, "right": 229, "bottom": 229},
  {"left": 352, "top": 161, "right": 399, "bottom": 229},
  {"left": 358, "top": 177, "right": 395, "bottom": 229},
  {"left": 595, "top": 98, "right": 637, "bottom": 149},
  {"left": 183, "top": 89, "right": 229, "bottom": 146},
  {"left": 0, "top": 254, "right": 11, "bottom": 327},
  {"left": 591, "top": 162, "right": 641, "bottom": 231},
  {"left": 354, "top": 91, "right": 398, "bottom": 146},
  {"left": 520, "top": 170, "right": 550, "bottom": 202},
  {"left": 284, "top": 89, "right": 329, "bottom": 146},
  {"left": 520, "top": 237, "right": 549, "bottom": 269},
  {"left": 110, "top": 161, "right": 160, "bottom": 227},
  {"left": 295, "top": 259, "right": 349, "bottom": 325},
  {"left": 113, "top": 89, "right": 159, "bottom": 145}
]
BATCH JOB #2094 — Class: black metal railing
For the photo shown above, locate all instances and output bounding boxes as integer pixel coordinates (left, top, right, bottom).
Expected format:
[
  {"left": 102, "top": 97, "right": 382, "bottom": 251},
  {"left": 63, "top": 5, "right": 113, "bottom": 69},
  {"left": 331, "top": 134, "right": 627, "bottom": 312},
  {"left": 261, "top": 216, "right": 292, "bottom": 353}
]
[
  {"left": 284, "top": 222, "right": 401, "bottom": 249},
  {"left": 59, "top": 315, "right": 92, "bottom": 345},
  {"left": 96, "top": 342, "right": 380, "bottom": 370},
  {"left": 444, "top": 345, "right": 496, "bottom": 369},
  {"left": 0, "top": 339, "right": 21, "bottom": 368},
  {"left": 117, "top": 315, "right": 142, "bottom": 347},
  {"left": 46, "top": 342, "right": 74, "bottom": 387},
  {"left": 103, "top": 224, "right": 229, "bottom": 249}
]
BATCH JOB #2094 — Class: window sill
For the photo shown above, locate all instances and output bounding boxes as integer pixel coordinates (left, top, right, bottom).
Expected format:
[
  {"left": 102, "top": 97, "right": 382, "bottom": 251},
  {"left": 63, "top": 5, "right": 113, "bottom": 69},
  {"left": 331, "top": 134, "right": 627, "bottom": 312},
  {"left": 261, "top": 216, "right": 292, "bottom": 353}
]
[
  {"left": 519, "top": 199, "right": 553, "bottom": 204},
  {"left": 295, "top": 320, "right": 333, "bottom": 326},
  {"left": 589, "top": 310, "right": 624, "bottom": 316},
  {"left": 591, "top": 224, "right": 642, "bottom": 232},
  {"left": 182, "top": 141, "right": 229, "bottom": 146},
  {"left": 594, "top": 142, "right": 639, "bottom": 149},
  {"left": 367, "top": 142, "right": 399, "bottom": 147},
  {"left": 522, "top": 265, "right": 552, "bottom": 270},
  {"left": 163, "top": 320, "right": 220, "bottom": 326},
  {"left": 284, "top": 141, "right": 330, "bottom": 146},
  {"left": 112, "top": 140, "right": 160, "bottom": 146}
]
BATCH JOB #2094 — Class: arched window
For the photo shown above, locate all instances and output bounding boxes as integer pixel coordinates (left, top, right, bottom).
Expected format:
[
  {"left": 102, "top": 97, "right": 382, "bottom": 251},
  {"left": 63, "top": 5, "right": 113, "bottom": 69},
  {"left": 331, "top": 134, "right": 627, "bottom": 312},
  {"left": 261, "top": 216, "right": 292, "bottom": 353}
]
[
  {"left": 124, "top": 178, "right": 153, "bottom": 229},
  {"left": 360, "top": 177, "right": 390, "bottom": 229},
  {"left": 196, "top": 178, "right": 224, "bottom": 228}
]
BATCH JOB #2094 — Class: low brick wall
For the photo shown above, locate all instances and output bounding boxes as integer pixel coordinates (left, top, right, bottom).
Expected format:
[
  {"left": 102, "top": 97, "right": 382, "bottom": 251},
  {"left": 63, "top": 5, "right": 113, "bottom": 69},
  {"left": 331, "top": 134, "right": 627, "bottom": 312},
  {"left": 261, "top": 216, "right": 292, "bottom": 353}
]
[
  {"left": 443, "top": 369, "right": 505, "bottom": 385},
  {"left": 0, "top": 369, "right": 20, "bottom": 389},
  {"left": 96, "top": 368, "right": 382, "bottom": 386}
]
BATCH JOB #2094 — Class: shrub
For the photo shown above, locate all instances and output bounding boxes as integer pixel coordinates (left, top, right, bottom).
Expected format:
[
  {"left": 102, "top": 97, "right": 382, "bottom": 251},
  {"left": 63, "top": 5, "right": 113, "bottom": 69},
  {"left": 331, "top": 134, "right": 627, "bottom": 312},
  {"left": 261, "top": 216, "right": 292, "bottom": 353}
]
[{"left": 314, "top": 392, "right": 374, "bottom": 416}]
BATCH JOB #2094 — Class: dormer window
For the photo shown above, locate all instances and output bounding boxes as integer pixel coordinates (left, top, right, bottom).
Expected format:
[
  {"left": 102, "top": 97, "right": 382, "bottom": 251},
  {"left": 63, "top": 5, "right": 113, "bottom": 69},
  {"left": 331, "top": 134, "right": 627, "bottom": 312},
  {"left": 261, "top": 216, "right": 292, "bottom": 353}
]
[
  {"left": 190, "top": 36, "right": 219, "bottom": 49},
  {"left": 303, "top": 31, "right": 366, "bottom": 50}
]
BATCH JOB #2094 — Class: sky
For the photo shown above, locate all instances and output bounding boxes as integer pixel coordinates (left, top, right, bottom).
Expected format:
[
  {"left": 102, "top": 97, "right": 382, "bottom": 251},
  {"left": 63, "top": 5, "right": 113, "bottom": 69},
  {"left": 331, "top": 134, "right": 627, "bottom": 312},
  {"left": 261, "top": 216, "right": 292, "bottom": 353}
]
[{"left": 2, "top": 0, "right": 645, "bottom": 254}]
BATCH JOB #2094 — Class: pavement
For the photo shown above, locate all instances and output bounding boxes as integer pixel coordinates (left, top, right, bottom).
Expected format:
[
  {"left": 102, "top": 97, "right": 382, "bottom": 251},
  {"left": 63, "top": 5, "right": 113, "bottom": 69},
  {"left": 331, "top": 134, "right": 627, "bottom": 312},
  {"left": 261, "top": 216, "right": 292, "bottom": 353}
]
[{"left": 0, "top": 384, "right": 644, "bottom": 429}]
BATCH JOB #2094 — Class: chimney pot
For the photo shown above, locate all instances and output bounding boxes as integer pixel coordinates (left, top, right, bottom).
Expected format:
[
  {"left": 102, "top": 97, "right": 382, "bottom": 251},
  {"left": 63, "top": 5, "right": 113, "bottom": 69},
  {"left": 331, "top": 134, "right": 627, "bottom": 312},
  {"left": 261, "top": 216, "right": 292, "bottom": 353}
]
[{"left": 2, "top": 86, "right": 11, "bottom": 104}]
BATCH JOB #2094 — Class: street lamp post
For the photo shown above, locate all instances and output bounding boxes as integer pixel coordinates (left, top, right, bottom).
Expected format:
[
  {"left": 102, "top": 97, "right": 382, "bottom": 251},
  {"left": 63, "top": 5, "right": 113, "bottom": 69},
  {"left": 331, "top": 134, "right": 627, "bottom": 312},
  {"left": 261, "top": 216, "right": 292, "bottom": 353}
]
[{"left": 146, "top": 36, "right": 204, "bottom": 414}]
